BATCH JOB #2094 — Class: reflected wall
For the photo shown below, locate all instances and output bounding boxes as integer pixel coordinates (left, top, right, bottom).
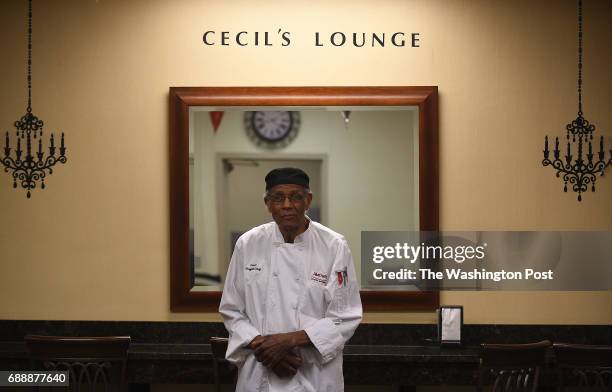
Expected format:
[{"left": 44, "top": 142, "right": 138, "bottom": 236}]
[{"left": 189, "top": 108, "right": 419, "bottom": 290}]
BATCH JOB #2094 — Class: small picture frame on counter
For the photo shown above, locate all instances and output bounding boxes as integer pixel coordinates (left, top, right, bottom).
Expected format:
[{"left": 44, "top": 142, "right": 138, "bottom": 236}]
[{"left": 437, "top": 306, "right": 463, "bottom": 346}]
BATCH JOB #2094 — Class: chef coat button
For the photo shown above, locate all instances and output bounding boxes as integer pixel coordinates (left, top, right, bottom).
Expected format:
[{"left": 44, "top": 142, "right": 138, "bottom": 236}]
[
  {"left": 292, "top": 302, "right": 298, "bottom": 310},
  {"left": 295, "top": 276, "right": 300, "bottom": 281},
  {"left": 273, "top": 272, "right": 278, "bottom": 277}
]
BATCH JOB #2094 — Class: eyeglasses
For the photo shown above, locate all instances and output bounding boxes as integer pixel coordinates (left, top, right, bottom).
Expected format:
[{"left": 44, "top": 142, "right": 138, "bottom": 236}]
[{"left": 266, "top": 192, "right": 308, "bottom": 204}]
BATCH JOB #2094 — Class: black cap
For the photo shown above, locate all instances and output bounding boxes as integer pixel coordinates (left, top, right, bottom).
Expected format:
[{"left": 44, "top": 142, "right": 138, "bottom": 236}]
[{"left": 265, "top": 167, "right": 310, "bottom": 191}]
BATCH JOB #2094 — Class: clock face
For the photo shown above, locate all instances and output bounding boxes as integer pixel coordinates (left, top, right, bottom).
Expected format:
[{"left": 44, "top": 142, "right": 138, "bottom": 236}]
[{"left": 244, "top": 111, "right": 300, "bottom": 148}]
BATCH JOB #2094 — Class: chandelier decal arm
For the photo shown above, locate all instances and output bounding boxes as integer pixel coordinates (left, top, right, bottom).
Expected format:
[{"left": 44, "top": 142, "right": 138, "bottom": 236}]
[
  {"left": 543, "top": 134, "right": 611, "bottom": 201},
  {"left": 3, "top": 131, "right": 67, "bottom": 195}
]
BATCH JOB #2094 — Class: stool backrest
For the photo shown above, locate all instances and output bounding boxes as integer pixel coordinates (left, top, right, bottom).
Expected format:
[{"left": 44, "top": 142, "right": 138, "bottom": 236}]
[
  {"left": 478, "top": 340, "right": 551, "bottom": 392},
  {"left": 210, "top": 337, "right": 229, "bottom": 360},
  {"left": 209, "top": 337, "right": 236, "bottom": 392},
  {"left": 554, "top": 343, "right": 612, "bottom": 392},
  {"left": 25, "top": 335, "right": 130, "bottom": 392}
]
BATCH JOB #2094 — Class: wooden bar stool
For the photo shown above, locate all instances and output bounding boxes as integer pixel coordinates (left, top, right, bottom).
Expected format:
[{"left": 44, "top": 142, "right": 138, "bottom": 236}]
[
  {"left": 554, "top": 343, "right": 612, "bottom": 391},
  {"left": 209, "top": 337, "right": 237, "bottom": 392},
  {"left": 477, "top": 340, "right": 551, "bottom": 392},
  {"left": 25, "top": 335, "right": 130, "bottom": 392}
]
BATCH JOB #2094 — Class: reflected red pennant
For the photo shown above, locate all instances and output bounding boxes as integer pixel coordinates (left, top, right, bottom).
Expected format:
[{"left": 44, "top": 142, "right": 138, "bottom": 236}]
[{"left": 210, "top": 111, "right": 224, "bottom": 133}]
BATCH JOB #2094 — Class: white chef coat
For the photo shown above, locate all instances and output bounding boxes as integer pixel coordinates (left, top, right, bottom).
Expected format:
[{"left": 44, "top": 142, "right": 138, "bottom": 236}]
[{"left": 219, "top": 219, "right": 363, "bottom": 392}]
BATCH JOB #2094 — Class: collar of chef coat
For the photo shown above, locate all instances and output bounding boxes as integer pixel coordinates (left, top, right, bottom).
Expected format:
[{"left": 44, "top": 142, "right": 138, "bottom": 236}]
[{"left": 272, "top": 215, "right": 312, "bottom": 246}]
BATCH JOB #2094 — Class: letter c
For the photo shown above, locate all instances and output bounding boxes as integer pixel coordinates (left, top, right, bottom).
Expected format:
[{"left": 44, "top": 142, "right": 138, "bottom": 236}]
[
  {"left": 236, "top": 31, "right": 248, "bottom": 46},
  {"left": 203, "top": 31, "right": 215, "bottom": 45},
  {"left": 373, "top": 269, "right": 382, "bottom": 279}
]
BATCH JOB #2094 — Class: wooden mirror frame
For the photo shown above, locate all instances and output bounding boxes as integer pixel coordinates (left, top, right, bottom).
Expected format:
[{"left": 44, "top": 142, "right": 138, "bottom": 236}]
[{"left": 170, "top": 86, "right": 439, "bottom": 312}]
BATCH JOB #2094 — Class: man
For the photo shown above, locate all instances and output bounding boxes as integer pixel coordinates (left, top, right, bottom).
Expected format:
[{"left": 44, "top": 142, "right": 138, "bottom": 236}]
[{"left": 219, "top": 167, "right": 363, "bottom": 392}]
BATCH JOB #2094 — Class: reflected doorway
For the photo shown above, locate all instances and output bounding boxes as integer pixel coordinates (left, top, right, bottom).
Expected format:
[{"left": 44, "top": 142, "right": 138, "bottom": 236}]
[{"left": 197, "top": 157, "right": 325, "bottom": 286}]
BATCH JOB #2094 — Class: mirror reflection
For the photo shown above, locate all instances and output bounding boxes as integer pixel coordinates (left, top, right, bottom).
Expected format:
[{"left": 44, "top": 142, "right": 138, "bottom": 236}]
[{"left": 189, "top": 107, "right": 419, "bottom": 291}]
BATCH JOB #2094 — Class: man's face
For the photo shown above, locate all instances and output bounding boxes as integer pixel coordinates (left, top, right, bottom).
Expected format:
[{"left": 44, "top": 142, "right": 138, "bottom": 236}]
[{"left": 264, "top": 184, "right": 312, "bottom": 231}]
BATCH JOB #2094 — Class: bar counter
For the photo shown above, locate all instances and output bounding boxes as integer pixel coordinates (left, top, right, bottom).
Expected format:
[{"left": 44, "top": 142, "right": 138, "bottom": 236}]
[
  {"left": 1, "top": 321, "right": 610, "bottom": 387},
  {"left": 0, "top": 341, "right": 480, "bottom": 385}
]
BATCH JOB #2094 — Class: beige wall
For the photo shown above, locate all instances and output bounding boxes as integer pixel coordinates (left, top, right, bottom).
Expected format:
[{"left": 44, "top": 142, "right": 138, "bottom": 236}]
[{"left": 0, "top": 0, "right": 611, "bottom": 324}]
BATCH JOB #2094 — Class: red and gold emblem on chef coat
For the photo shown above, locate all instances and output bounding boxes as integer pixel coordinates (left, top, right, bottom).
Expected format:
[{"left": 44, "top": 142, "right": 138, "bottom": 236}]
[{"left": 336, "top": 269, "right": 347, "bottom": 287}]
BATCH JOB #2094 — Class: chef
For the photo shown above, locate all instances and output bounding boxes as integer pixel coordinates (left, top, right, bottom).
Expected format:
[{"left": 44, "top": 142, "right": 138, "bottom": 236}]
[{"left": 219, "top": 167, "right": 363, "bottom": 392}]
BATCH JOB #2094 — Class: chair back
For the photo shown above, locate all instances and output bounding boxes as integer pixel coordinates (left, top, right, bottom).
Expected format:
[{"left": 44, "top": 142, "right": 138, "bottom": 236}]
[
  {"left": 25, "top": 335, "right": 130, "bottom": 392},
  {"left": 210, "top": 337, "right": 236, "bottom": 392},
  {"left": 478, "top": 340, "right": 551, "bottom": 392},
  {"left": 554, "top": 343, "right": 612, "bottom": 391}
]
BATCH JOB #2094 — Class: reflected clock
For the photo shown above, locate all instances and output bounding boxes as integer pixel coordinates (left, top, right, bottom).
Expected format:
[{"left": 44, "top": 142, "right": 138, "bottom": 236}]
[{"left": 244, "top": 111, "right": 300, "bottom": 149}]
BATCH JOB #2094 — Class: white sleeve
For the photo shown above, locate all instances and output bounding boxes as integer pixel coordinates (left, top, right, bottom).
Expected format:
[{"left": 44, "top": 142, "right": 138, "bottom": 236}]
[
  {"left": 219, "top": 241, "right": 261, "bottom": 366},
  {"left": 303, "top": 239, "right": 363, "bottom": 364}
]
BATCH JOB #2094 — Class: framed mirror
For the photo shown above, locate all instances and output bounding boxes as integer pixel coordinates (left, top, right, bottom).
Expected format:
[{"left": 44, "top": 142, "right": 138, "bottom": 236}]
[{"left": 170, "top": 87, "right": 438, "bottom": 311}]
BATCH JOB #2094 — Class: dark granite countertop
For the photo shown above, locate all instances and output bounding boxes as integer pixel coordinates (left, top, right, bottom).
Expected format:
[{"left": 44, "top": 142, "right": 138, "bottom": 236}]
[
  {"left": 0, "top": 341, "right": 480, "bottom": 363},
  {"left": 343, "top": 345, "right": 480, "bottom": 362},
  {"left": 2, "top": 321, "right": 611, "bottom": 347}
]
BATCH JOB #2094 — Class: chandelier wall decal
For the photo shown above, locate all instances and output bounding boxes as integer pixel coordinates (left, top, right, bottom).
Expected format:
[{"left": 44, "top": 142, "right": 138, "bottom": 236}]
[
  {"left": 541, "top": 0, "right": 611, "bottom": 201},
  {"left": 2, "top": 0, "right": 67, "bottom": 198}
]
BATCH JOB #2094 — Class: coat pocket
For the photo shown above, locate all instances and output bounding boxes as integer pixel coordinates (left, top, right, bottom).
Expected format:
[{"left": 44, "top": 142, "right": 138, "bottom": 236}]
[{"left": 299, "top": 281, "right": 328, "bottom": 319}]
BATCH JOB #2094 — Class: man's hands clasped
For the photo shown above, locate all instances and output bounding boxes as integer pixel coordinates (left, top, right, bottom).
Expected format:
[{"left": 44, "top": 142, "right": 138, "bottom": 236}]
[{"left": 248, "top": 332, "right": 309, "bottom": 378}]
